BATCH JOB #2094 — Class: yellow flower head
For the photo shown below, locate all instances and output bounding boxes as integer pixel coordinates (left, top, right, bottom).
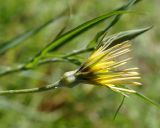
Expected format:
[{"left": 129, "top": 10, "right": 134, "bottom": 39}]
[{"left": 61, "top": 41, "right": 141, "bottom": 95}]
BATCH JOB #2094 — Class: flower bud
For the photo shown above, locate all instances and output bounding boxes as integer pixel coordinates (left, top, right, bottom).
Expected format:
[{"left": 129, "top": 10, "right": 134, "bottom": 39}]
[{"left": 59, "top": 70, "right": 78, "bottom": 88}]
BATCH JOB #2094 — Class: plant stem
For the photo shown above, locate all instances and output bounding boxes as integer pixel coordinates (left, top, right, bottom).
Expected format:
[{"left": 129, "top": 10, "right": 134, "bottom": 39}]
[
  {"left": 0, "top": 47, "right": 94, "bottom": 77},
  {"left": 64, "top": 47, "right": 94, "bottom": 58},
  {"left": 0, "top": 81, "right": 60, "bottom": 95},
  {"left": 0, "top": 65, "right": 25, "bottom": 77},
  {"left": 113, "top": 96, "right": 125, "bottom": 120}
]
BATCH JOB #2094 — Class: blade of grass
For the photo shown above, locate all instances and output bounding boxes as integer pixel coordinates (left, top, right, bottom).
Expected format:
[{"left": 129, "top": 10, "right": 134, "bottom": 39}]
[
  {"left": 103, "top": 26, "right": 152, "bottom": 48},
  {"left": 0, "top": 0, "right": 80, "bottom": 55},
  {"left": 0, "top": 11, "right": 66, "bottom": 55},
  {"left": 134, "top": 92, "right": 160, "bottom": 110},
  {"left": 113, "top": 96, "right": 126, "bottom": 120},
  {"left": 87, "top": 0, "right": 140, "bottom": 48},
  {"left": 25, "top": 10, "right": 130, "bottom": 68},
  {"left": 0, "top": 27, "right": 151, "bottom": 77},
  {"left": 58, "top": 26, "right": 151, "bottom": 60},
  {"left": 45, "top": 11, "right": 130, "bottom": 52}
]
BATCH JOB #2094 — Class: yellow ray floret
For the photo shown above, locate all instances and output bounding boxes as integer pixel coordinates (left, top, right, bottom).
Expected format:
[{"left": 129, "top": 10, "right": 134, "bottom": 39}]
[{"left": 78, "top": 41, "right": 141, "bottom": 94}]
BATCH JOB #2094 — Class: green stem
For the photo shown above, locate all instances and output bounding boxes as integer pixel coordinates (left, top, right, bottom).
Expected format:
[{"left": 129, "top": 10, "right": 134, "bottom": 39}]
[
  {"left": 0, "top": 65, "right": 25, "bottom": 77},
  {"left": 38, "top": 58, "right": 69, "bottom": 65},
  {"left": 0, "top": 81, "right": 60, "bottom": 95},
  {"left": 113, "top": 96, "right": 125, "bottom": 120},
  {"left": 0, "top": 47, "right": 94, "bottom": 77},
  {"left": 64, "top": 47, "right": 94, "bottom": 58}
]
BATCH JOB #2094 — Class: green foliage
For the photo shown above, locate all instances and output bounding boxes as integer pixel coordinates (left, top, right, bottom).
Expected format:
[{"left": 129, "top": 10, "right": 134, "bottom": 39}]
[{"left": 0, "top": 0, "right": 159, "bottom": 128}]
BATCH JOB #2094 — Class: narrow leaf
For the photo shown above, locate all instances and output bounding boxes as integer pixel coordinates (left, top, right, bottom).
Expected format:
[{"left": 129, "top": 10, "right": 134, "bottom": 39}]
[
  {"left": 87, "top": 0, "right": 140, "bottom": 48},
  {"left": 0, "top": 0, "right": 81, "bottom": 55},
  {"left": 102, "top": 26, "right": 152, "bottom": 48},
  {"left": 134, "top": 92, "right": 160, "bottom": 110},
  {"left": 113, "top": 96, "right": 126, "bottom": 120},
  {"left": 42, "top": 11, "right": 129, "bottom": 53},
  {"left": 26, "top": 10, "right": 129, "bottom": 68},
  {"left": 0, "top": 12, "right": 66, "bottom": 55}
]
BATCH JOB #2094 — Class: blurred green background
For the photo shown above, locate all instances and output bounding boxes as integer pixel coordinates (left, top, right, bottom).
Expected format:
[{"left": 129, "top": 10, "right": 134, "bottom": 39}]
[{"left": 0, "top": 0, "right": 160, "bottom": 128}]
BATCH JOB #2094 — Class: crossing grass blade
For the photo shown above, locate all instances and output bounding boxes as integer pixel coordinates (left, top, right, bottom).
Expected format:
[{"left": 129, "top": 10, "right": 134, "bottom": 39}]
[
  {"left": 0, "top": 11, "right": 66, "bottom": 55},
  {"left": 0, "top": 0, "right": 80, "bottom": 55},
  {"left": 25, "top": 10, "right": 129, "bottom": 68},
  {"left": 102, "top": 26, "right": 152, "bottom": 48},
  {"left": 41, "top": 11, "right": 129, "bottom": 53},
  {"left": 87, "top": 0, "right": 140, "bottom": 48}
]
